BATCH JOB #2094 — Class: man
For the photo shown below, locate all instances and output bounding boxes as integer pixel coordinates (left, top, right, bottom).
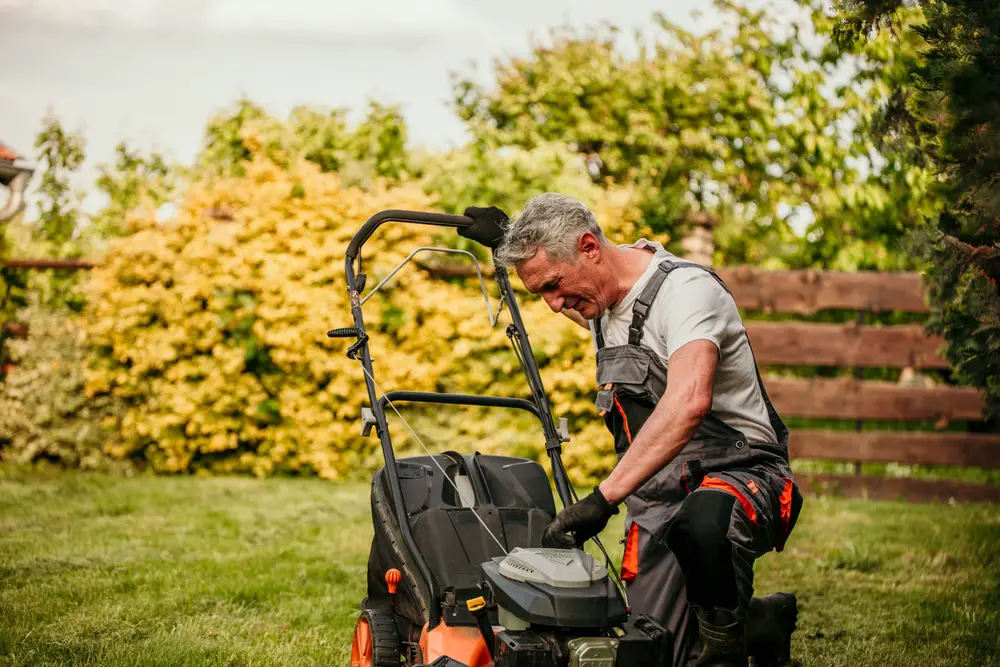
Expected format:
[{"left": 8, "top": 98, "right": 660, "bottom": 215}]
[{"left": 462, "top": 196, "right": 803, "bottom": 667}]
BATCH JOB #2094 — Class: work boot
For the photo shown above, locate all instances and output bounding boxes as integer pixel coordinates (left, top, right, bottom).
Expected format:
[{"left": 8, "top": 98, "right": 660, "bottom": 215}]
[
  {"left": 695, "top": 610, "right": 748, "bottom": 667},
  {"left": 747, "top": 593, "right": 798, "bottom": 667}
]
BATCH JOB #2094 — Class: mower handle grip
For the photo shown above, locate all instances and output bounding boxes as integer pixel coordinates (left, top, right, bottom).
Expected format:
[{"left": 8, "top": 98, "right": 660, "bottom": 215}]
[{"left": 346, "top": 210, "right": 472, "bottom": 261}]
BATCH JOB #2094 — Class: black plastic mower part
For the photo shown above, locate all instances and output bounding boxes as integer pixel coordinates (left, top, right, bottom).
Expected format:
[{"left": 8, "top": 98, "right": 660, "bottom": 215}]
[
  {"left": 481, "top": 558, "right": 628, "bottom": 629},
  {"left": 366, "top": 453, "right": 555, "bottom": 629},
  {"left": 416, "top": 658, "right": 472, "bottom": 667},
  {"left": 345, "top": 334, "right": 369, "bottom": 361},
  {"left": 466, "top": 596, "right": 496, "bottom": 660},
  {"left": 346, "top": 210, "right": 474, "bottom": 262},
  {"left": 326, "top": 326, "right": 364, "bottom": 338},
  {"left": 494, "top": 630, "right": 557, "bottom": 667},
  {"left": 458, "top": 206, "right": 509, "bottom": 249},
  {"left": 615, "top": 614, "right": 674, "bottom": 667},
  {"left": 379, "top": 391, "right": 541, "bottom": 419},
  {"left": 326, "top": 327, "right": 369, "bottom": 360}
]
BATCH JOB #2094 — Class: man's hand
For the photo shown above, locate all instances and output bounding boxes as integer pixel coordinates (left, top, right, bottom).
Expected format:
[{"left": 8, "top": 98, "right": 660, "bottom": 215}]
[
  {"left": 542, "top": 487, "right": 619, "bottom": 548},
  {"left": 460, "top": 206, "right": 509, "bottom": 249}
]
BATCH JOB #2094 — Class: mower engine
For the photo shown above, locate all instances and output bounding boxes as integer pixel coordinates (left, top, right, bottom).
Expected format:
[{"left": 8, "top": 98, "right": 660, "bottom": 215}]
[{"left": 480, "top": 547, "right": 671, "bottom": 667}]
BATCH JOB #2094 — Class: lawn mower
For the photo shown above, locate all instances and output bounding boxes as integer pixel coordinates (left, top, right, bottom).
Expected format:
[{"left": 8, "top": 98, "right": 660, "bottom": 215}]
[{"left": 330, "top": 210, "right": 674, "bottom": 667}]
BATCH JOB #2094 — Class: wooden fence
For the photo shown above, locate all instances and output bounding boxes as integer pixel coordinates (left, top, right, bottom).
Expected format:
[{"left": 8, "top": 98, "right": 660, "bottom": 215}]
[
  {"left": 4, "top": 256, "right": 998, "bottom": 502},
  {"left": 428, "top": 261, "right": 1000, "bottom": 503}
]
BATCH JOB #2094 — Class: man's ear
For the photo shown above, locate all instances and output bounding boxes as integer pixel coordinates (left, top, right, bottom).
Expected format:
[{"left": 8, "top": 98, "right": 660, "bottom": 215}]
[{"left": 578, "top": 232, "right": 602, "bottom": 261}]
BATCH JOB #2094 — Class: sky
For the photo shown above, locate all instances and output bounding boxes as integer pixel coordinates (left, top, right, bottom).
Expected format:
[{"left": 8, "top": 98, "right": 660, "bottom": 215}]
[{"left": 0, "top": 0, "right": 741, "bottom": 215}]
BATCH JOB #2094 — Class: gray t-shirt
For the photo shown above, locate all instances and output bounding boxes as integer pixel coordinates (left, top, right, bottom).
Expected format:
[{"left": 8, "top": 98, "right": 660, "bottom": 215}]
[{"left": 590, "top": 239, "right": 777, "bottom": 445}]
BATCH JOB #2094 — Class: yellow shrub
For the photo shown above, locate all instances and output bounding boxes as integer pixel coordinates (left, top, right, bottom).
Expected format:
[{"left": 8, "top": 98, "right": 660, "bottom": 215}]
[{"left": 84, "top": 152, "right": 643, "bottom": 483}]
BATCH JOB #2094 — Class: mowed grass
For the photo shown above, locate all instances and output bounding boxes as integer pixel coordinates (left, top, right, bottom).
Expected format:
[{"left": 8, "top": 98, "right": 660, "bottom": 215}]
[{"left": 1, "top": 465, "right": 999, "bottom": 667}]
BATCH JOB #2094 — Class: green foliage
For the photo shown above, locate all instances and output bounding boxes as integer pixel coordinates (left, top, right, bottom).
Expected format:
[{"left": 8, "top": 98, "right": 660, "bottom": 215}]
[
  {"left": 81, "top": 149, "right": 450, "bottom": 478},
  {"left": 0, "top": 305, "right": 126, "bottom": 468},
  {"left": 2, "top": 115, "right": 92, "bottom": 375},
  {"left": 0, "top": 268, "right": 29, "bottom": 377},
  {"left": 33, "top": 114, "right": 85, "bottom": 248},
  {"left": 80, "top": 126, "right": 643, "bottom": 480},
  {"left": 92, "top": 141, "right": 176, "bottom": 239},
  {"left": 417, "top": 142, "right": 603, "bottom": 216},
  {"left": 197, "top": 98, "right": 412, "bottom": 184},
  {"left": 453, "top": 0, "right": 944, "bottom": 269},
  {"left": 1, "top": 208, "right": 27, "bottom": 377},
  {"left": 15, "top": 115, "right": 93, "bottom": 312},
  {"left": 414, "top": 141, "right": 639, "bottom": 259},
  {"left": 833, "top": 0, "right": 1000, "bottom": 416}
]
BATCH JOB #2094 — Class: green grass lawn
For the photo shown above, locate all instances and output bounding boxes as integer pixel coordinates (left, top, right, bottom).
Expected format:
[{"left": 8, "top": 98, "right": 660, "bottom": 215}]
[{"left": 2, "top": 464, "right": 998, "bottom": 667}]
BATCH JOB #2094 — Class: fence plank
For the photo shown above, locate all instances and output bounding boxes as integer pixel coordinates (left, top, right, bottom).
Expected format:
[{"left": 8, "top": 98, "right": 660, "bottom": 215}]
[
  {"left": 1, "top": 322, "right": 28, "bottom": 339},
  {"left": 765, "top": 377, "right": 985, "bottom": 422},
  {"left": 789, "top": 429, "right": 1000, "bottom": 468},
  {"left": 715, "top": 267, "right": 928, "bottom": 313},
  {"left": 746, "top": 322, "right": 947, "bottom": 368},
  {"left": 795, "top": 473, "right": 1000, "bottom": 503},
  {"left": 3, "top": 258, "right": 96, "bottom": 270},
  {"left": 426, "top": 264, "right": 929, "bottom": 313}
]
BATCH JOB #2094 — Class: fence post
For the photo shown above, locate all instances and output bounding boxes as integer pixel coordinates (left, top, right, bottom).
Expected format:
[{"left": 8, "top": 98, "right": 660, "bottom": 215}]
[{"left": 680, "top": 212, "right": 718, "bottom": 266}]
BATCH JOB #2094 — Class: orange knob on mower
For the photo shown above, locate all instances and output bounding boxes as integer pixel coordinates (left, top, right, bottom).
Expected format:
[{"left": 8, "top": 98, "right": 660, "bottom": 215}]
[{"left": 385, "top": 569, "right": 401, "bottom": 595}]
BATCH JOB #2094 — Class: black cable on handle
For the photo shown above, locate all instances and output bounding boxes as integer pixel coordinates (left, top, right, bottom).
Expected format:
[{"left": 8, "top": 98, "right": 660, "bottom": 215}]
[{"left": 591, "top": 534, "right": 629, "bottom": 609}]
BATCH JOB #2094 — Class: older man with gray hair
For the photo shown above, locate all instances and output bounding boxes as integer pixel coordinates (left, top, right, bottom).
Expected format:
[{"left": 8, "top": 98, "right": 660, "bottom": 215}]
[{"left": 463, "top": 195, "right": 803, "bottom": 667}]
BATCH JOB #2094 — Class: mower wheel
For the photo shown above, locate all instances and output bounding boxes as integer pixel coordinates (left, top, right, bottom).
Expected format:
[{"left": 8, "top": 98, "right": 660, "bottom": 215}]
[{"left": 351, "top": 609, "right": 403, "bottom": 667}]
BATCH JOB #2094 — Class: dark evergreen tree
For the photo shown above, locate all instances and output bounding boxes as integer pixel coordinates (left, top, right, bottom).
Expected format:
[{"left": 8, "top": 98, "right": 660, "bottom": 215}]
[{"left": 836, "top": 0, "right": 1000, "bottom": 416}]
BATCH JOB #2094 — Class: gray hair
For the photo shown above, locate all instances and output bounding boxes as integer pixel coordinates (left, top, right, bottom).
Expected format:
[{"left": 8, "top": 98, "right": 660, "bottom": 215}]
[{"left": 495, "top": 193, "right": 607, "bottom": 266}]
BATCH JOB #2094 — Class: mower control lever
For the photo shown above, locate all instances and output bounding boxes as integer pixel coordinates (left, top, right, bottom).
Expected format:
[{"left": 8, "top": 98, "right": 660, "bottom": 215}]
[
  {"left": 360, "top": 407, "right": 377, "bottom": 437},
  {"left": 557, "top": 417, "right": 571, "bottom": 443},
  {"left": 326, "top": 327, "right": 369, "bottom": 360}
]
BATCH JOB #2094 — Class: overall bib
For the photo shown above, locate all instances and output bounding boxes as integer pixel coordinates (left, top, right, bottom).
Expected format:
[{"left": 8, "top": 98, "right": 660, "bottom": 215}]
[{"left": 594, "top": 258, "right": 803, "bottom": 667}]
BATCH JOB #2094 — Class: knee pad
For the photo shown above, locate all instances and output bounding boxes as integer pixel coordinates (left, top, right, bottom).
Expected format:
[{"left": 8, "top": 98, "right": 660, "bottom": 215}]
[{"left": 666, "top": 490, "right": 739, "bottom": 610}]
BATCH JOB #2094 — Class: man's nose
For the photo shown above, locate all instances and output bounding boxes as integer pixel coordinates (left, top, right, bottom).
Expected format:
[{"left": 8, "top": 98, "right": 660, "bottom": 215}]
[{"left": 543, "top": 293, "right": 564, "bottom": 313}]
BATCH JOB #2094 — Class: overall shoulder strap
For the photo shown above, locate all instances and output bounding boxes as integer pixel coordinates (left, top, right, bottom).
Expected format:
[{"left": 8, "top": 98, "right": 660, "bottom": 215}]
[
  {"left": 629, "top": 260, "right": 680, "bottom": 345},
  {"left": 594, "top": 317, "right": 606, "bottom": 349}
]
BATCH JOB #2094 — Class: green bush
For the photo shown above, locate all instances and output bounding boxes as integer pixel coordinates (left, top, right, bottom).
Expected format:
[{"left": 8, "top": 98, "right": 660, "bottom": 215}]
[{"left": 0, "top": 305, "right": 126, "bottom": 469}]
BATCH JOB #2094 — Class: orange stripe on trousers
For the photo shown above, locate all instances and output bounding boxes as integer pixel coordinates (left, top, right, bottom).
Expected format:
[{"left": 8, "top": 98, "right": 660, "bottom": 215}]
[
  {"left": 621, "top": 522, "right": 640, "bottom": 582},
  {"left": 699, "top": 476, "right": 757, "bottom": 524}
]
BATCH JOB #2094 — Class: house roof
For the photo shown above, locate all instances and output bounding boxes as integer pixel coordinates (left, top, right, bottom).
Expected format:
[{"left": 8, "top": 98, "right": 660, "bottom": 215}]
[
  {"left": 0, "top": 140, "right": 30, "bottom": 187},
  {"left": 0, "top": 140, "right": 19, "bottom": 163}
]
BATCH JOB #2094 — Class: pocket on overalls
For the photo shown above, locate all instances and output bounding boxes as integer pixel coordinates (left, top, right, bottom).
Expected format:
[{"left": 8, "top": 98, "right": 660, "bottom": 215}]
[
  {"left": 763, "top": 470, "right": 803, "bottom": 552},
  {"left": 596, "top": 347, "right": 658, "bottom": 395}
]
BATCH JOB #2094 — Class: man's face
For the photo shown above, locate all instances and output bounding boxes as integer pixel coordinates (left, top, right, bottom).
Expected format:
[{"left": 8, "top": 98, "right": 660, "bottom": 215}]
[{"left": 516, "top": 238, "right": 611, "bottom": 320}]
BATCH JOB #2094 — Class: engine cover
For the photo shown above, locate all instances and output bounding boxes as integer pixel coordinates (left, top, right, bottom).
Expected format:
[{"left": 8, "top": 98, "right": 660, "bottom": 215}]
[
  {"left": 482, "top": 548, "right": 628, "bottom": 628},
  {"left": 498, "top": 548, "right": 608, "bottom": 588}
]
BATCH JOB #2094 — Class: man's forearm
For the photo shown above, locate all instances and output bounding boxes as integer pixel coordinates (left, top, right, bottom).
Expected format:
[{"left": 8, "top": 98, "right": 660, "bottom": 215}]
[{"left": 597, "top": 393, "right": 706, "bottom": 506}]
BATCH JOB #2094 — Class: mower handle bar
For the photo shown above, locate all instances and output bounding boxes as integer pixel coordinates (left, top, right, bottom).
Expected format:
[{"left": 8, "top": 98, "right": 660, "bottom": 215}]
[
  {"left": 341, "top": 208, "right": 581, "bottom": 629},
  {"left": 345, "top": 210, "right": 472, "bottom": 261}
]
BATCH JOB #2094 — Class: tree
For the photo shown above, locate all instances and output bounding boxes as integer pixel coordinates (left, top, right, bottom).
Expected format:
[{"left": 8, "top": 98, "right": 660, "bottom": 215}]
[
  {"left": 197, "top": 98, "right": 413, "bottom": 184},
  {"left": 834, "top": 0, "right": 1000, "bottom": 416},
  {"left": 92, "top": 141, "right": 176, "bottom": 239},
  {"left": 33, "top": 114, "right": 85, "bottom": 248},
  {"left": 452, "top": 0, "right": 943, "bottom": 270}
]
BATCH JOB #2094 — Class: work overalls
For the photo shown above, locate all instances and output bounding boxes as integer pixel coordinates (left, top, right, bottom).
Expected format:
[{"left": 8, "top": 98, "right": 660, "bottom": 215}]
[{"left": 594, "top": 257, "right": 803, "bottom": 667}]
